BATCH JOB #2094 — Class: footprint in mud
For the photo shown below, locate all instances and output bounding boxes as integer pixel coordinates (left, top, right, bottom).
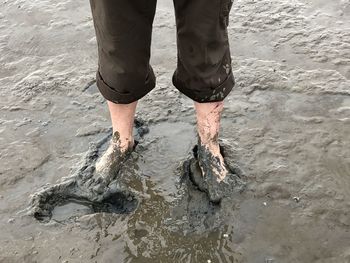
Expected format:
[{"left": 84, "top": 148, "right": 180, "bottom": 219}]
[{"left": 28, "top": 118, "right": 149, "bottom": 222}]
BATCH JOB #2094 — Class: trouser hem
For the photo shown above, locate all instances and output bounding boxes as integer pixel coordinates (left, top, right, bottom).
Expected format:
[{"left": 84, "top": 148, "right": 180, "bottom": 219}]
[
  {"left": 96, "top": 67, "right": 156, "bottom": 104},
  {"left": 172, "top": 70, "right": 235, "bottom": 103}
]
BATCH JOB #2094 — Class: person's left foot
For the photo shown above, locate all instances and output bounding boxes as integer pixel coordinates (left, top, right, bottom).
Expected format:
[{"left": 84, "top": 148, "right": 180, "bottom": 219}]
[{"left": 189, "top": 140, "right": 239, "bottom": 203}]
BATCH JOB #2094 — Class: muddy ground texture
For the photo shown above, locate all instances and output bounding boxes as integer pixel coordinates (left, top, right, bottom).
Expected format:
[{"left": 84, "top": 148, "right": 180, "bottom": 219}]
[{"left": 1, "top": 0, "right": 350, "bottom": 262}]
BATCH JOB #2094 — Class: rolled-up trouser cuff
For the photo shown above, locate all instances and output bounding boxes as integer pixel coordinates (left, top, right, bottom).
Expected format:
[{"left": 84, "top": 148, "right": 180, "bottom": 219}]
[
  {"left": 96, "top": 67, "right": 156, "bottom": 104},
  {"left": 172, "top": 70, "right": 235, "bottom": 103}
]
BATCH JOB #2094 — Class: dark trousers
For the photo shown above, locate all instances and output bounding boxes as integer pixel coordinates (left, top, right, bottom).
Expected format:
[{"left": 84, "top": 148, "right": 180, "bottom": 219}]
[{"left": 90, "top": 0, "right": 234, "bottom": 104}]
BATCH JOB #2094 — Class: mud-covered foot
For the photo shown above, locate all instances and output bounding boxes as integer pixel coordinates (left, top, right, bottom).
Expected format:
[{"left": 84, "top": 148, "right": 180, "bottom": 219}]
[
  {"left": 189, "top": 141, "right": 240, "bottom": 203},
  {"left": 29, "top": 118, "right": 149, "bottom": 221},
  {"left": 94, "top": 117, "right": 149, "bottom": 188},
  {"left": 92, "top": 131, "right": 135, "bottom": 194}
]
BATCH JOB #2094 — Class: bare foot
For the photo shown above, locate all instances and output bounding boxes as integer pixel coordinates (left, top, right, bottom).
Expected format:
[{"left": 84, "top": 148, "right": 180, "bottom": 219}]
[
  {"left": 95, "top": 100, "right": 137, "bottom": 179},
  {"left": 185, "top": 141, "right": 245, "bottom": 206},
  {"left": 93, "top": 131, "right": 134, "bottom": 193},
  {"left": 198, "top": 140, "right": 228, "bottom": 182},
  {"left": 187, "top": 137, "right": 244, "bottom": 203},
  {"left": 193, "top": 100, "right": 233, "bottom": 202},
  {"left": 196, "top": 139, "right": 231, "bottom": 202},
  {"left": 29, "top": 118, "right": 149, "bottom": 221}
]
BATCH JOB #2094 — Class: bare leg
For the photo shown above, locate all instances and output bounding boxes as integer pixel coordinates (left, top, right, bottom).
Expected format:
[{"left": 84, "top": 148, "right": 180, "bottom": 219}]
[
  {"left": 195, "top": 101, "right": 228, "bottom": 182},
  {"left": 96, "top": 100, "right": 137, "bottom": 175},
  {"left": 108, "top": 100, "right": 138, "bottom": 151}
]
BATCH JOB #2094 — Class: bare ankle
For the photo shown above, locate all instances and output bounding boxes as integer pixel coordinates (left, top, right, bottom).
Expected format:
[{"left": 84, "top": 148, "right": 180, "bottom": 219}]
[
  {"left": 120, "top": 137, "right": 134, "bottom": 152},
  {"left": 107, "top": 100, "right": 137, "bottom": 151},
  {"left": 195, "top": 100, "right": 224, "bottom": 157},
  {"left": 198, "top": 139, "right": 220, "bottom": 155},
  {"left": 112, "top": 131, "right": 134, "bottom": 153}
]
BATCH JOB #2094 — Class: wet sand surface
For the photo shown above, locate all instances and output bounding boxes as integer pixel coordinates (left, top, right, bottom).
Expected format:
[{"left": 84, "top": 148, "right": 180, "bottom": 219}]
[{"left": 0, "top": 0, "right": 350, "bottom": 262}]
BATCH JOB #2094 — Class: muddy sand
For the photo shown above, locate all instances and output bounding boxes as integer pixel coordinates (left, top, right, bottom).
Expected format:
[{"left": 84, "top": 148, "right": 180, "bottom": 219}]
[{"left": 0, "top": 0, "right": 350, "bottom": 262}]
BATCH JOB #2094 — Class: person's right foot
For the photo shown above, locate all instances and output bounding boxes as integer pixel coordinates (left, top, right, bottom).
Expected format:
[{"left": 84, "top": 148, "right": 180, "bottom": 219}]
[
  {"left": 96, "top": 131, "right": 133, "bottom": 173},
  {"left": 29, "top": 118, "right": 149, "bottom": 221}
]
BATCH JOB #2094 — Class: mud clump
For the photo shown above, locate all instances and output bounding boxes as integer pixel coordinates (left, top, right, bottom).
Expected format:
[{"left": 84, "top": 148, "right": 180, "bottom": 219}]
[
  {"left": 183, "top": 140, "right": 246, "bottom": 203},
  {"left": 28, "top": 119, "right": 149, "bottom": 222}
]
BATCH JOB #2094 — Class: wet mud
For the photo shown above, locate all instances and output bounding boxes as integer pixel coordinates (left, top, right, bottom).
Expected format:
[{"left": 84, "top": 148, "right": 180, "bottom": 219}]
[
  {"left": 29, "top": 119, "right": 148, "bottom": 222},
  {"left": 185, "top": 142, "right": 246, "bottom": 203},
  {"left": 28, "top": 118, "right": 246, "bottom": 222},
  {"left": 1, "top": 0, "right": 350, "bottom": 262}
]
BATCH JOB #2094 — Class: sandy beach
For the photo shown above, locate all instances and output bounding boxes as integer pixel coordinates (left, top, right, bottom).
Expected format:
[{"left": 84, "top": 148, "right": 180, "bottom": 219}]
[{"left": 0, "top": 0, "right": 349, "bottom": 262}]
